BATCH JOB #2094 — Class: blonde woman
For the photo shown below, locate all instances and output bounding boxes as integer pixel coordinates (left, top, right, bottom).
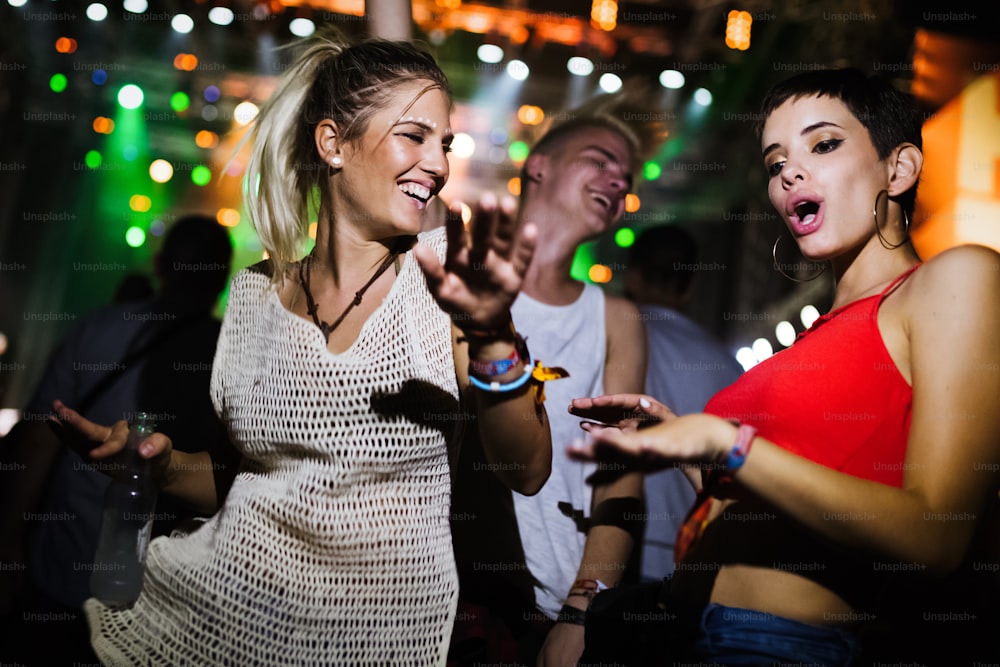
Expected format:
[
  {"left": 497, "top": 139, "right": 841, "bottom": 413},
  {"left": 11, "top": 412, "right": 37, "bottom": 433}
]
[{"left": 55, "top": 33, "right": 551, "bottom": 665}]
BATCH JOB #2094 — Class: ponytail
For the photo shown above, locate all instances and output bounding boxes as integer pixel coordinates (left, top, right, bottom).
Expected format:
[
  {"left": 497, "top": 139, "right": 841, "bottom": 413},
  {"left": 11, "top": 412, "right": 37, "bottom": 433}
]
[
  {"left": 244, "top": 34, "right": 347, "bottom": 283},
  {"left": 242, "top": 30, "right": 450, "bottom": 284}
]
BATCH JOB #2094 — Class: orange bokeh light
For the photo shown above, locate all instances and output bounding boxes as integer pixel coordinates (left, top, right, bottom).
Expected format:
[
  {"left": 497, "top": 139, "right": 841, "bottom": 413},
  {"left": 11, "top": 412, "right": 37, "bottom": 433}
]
[
  {"left": 217, "top": 208, "right": 240, "bottom": 227},
  {"left": 195, "top": 130, "right": 219, "bottom": 149},
  {"left": 55, "top": 37, "right": 78, "bottom": 54},
  {"left": 173, "top": 53, "right": 199, "bottom": 71},
  {"left": 588, "top": 264, "right": 613, "bottom": 283}
]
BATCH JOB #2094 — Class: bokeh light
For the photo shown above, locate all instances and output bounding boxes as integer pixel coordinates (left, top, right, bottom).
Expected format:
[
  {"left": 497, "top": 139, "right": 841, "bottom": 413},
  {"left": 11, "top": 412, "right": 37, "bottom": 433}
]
[
  {"left": 191, "top": 165, "right": 212, "bottom": 186},
  {"left": 149, "top": 159, "right": 174, "bottom": 183},
  {"left": 614, "top": 227, "right": 635, "bottom": 248},
  {"left": 129, "top": 194, "right": 152, "bottom": 212},
  {"left": 588, "top": 264, "right": 612, "bottom": 283},
  {"left": 117, "top": 84, "right": 144, "bottom": 109},
  {"left": 125, "top": 226, "right": 146, "bottom": 247},
  {"left": 508, "top": 141, "right": 529, "bottom": 163},
  {"left": 170, "top": 91, "right": 190, "bottom": 112},
  {"left": 49, "top": 74, "right": 68, "bottom": 93}
]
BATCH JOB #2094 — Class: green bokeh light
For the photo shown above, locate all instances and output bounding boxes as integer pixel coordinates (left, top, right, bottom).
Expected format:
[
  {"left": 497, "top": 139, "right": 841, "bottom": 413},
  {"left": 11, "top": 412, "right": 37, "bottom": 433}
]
[
  {"left": 615, "top": 227, "right": 636, "bottom": 248},
  {"left": 170, "top": 91, "right": 190, "bottom": 112},
  {"left": 508, "top": 141, "right": 529, "bottom": 163},
  {"left": 642, "top": 161, "right": 662, "bottom": 181},
  {"left": 570, "top": 242, "right": 597, "bottom": 283},
  {"left": 49, "top": 73, "right": 68, "bottom": 93},
  {"left": 84, "top": 150, "right": 102, "bottom": 169},
  {"left": 125, "top": 226, "right": 146, "bottom": 248},
  {"left": 191, "top": 165, "right": 212, "bottom": 186}
]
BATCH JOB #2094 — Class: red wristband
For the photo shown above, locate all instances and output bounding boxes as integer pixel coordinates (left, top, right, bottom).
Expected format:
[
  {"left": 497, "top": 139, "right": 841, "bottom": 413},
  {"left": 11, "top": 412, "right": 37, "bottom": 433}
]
[{"left": 469, "top": 345, "right": 521, "bottom": 378}]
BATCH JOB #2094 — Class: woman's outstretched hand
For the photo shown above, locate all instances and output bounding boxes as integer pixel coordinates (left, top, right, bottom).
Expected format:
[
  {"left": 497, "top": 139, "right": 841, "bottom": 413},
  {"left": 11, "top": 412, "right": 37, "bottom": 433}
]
[
  {"left": 567, "top": 395, "right": 735, "bottom": 479},
  {"left": 50, "top": 399, "right": 174, "bottom": 485},
  {"left": 414, "top": 192, "right": 536, "bottom": 333},
  {"left": 568, "top": 393, "right": 676, "bottom": 432}
]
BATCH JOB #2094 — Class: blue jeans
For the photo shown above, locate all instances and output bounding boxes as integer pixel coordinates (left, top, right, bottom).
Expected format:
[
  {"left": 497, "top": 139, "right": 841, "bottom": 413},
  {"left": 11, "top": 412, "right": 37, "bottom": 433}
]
[{"left": 691, "top": 603, "right": 861, "bottom": 666}]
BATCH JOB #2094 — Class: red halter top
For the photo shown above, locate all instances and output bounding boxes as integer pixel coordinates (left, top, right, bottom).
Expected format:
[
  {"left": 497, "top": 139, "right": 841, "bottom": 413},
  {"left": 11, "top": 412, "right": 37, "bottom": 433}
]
[{"left": 676, "top": 264, "right": 920, "bottom": 563}]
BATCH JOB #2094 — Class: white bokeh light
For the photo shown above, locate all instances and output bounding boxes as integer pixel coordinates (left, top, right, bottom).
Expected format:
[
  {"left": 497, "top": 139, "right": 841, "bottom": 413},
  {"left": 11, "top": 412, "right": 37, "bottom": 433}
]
[
  {"left": 800, "top": 304, "right": 821, "bottom": 329},
  {"left": 775, "top": 321, "right": 796, "bottom": 347},
  {"left": 506, "top": 60, "right": 529, "bottom": 81},
  {"left": 659, "top": 70, "right": 685, "bottom": 89},
  {"left": 450, "top": 133, "right": 476, "bottom": 159},
  {"left": 171, "top": 13, "right": 194, "bottom": 34},
  {"left": 752, "top": 338, "right": 774, "bottom": 363}
]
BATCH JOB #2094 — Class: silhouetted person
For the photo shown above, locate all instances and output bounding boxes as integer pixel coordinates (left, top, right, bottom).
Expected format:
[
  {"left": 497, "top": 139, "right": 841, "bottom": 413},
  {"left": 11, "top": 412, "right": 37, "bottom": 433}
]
[
  {"left": 622, "top": 224, "right": 742, "bottom": 581},
  {"left": 0, "top": 214, "right": 238, "bottom": 665},
  {"left": 112, "top": 272, "right": 155, "bottom": 304}
]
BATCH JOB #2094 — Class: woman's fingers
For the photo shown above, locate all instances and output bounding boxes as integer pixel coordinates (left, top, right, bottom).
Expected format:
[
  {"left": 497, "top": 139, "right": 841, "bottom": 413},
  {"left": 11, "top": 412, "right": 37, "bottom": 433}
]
[
  {"left": 51, "top": 399, "right": 115, "bottom": 443},
  {"left": 568, "top": 394, "right": 674, "bottom": 428},
  {"left": 467, "top": 192, "right": 496, "bottom": 266},
  {"left": 488, "top": 195, "right": 519, "bottom": 259},
  {"left": 51, "top": 400, "right": 130, "bottom": 460},
  {"left": 442, "top": 201, "right": 468, "bottom": 274},
  {"left": 50, "top": 400, "right": 171, "bottom": 462},
  {"left": 414, "top": 241, "right": 446, "bottom": 294},
  {"left": 84, "top": 421, "right": 131, "bottom": 460},
  {"left": 510, "top": 222, "right": 537, "bottom": 281}
]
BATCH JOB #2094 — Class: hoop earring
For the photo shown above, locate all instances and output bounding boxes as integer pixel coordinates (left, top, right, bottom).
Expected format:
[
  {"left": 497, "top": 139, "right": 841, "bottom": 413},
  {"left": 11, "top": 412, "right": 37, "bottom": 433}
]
[
  {"left": 873, "top": 189, "right": 910, "bottom": 250},
  {"left": 772, "top": 234, "right": 827, "bottom": 282}
]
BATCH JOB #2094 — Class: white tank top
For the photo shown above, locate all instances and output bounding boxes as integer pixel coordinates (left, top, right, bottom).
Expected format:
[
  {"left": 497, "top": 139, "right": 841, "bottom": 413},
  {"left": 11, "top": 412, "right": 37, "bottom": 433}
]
[{"left": 510, "top": 284, "right": 606, "bottom": 618}]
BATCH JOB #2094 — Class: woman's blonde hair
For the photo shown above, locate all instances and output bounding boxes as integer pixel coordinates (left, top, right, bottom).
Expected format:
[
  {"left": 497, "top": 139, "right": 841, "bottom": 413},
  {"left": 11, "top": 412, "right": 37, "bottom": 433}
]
[{"left": 243, "top": 29, "right": 450, "bottom": 281}]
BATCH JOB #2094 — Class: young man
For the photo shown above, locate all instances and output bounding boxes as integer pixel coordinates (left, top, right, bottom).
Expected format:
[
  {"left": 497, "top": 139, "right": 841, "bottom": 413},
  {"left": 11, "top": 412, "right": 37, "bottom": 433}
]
[{"left": 450, "top": 112, "right": 651, "bottom": 667}]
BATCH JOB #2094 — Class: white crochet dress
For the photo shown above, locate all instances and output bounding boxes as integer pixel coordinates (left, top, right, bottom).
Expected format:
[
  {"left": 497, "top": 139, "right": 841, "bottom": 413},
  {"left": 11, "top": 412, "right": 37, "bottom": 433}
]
[{"left": 85, "top": 228, "right": 461, "bottom": 666}]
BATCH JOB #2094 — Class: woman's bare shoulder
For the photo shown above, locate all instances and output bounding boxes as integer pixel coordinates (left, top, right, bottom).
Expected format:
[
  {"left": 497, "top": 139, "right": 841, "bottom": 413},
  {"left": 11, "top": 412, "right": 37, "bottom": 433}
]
[
  {"left": 918, "top": 244, "right": 1000, "bottom": 280},
  {"left": 901, "top": 244, "right": 1000, "bottom": 340},
  {"left": 908, "top": 244, "right": 1000, "bottom": 302}
]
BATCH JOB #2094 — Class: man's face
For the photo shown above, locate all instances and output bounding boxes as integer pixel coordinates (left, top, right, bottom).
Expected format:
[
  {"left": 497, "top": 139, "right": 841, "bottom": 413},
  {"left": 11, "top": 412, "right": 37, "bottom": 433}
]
[{"left": 536, "top": 126, "right": 634, "bottom": 236}]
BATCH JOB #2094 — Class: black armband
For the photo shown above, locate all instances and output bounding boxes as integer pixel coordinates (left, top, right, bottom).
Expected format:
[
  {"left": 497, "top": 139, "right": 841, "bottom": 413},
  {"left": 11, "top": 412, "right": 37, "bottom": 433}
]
[{"left": 556, "top": 603, "right": 587, "bottom": 626}]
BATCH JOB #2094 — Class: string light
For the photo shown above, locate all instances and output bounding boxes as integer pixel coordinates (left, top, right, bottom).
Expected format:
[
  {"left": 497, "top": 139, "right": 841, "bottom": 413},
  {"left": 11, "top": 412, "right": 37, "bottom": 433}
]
[
  {"left": 591, "top": 0, "right": 617, "bottom": 31},
  {"left": 725, "top": 10, "right": 752, "bottom": 51}
]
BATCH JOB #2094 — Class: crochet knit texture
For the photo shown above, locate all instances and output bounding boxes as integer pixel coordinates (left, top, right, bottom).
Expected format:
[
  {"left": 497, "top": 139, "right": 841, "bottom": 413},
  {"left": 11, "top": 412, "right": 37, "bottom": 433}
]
[{"left": 85, "top": 227, "right": 461, "bottom": 666}]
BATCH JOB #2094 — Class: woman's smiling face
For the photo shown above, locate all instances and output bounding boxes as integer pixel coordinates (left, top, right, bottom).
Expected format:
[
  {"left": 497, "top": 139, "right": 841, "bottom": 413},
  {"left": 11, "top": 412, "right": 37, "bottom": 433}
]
[{"left": 332, "top": 81, "right": 453, "bottom": 238}]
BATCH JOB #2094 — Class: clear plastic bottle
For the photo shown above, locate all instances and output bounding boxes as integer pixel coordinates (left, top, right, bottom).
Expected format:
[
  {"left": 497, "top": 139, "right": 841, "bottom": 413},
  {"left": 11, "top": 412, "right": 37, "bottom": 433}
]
[{"left": 90, "top": 412, "right": 158, "bottom": 607}]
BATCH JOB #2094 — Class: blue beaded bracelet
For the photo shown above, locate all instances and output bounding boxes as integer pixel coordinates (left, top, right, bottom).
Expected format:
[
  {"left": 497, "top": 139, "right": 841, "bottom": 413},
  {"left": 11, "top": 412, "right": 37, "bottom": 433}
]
[{"left": 468, "top": 357, "right": 535, "bottom": 393}]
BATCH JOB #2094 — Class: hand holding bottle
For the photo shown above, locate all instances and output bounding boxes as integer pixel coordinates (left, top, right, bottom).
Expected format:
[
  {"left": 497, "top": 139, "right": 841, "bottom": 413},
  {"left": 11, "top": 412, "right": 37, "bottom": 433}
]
[
  {"left": 51, "top": 399, "right": 174, "bottom": 487},
  {"left": 90, "top": 413, "right": 160, "bottom": 607}
]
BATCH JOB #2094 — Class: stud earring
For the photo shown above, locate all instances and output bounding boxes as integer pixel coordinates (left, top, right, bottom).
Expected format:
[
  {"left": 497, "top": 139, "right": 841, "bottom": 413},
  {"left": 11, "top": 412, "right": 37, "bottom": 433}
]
[{"left": 331, "top": 156, "right": 342, "bottom": 167}]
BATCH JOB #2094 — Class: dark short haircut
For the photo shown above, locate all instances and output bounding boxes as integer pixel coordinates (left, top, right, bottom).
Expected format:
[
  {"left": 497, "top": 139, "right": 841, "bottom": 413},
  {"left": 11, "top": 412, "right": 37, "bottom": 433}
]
[
  {"left": 756, "top": 68, "right": 923, "bottom": 216},
  {"left": 628, "top": 225, "right": 699, "bottom": 295},
  {"left": 159, "top": 215, "right": 233, "bottom": 296}
]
